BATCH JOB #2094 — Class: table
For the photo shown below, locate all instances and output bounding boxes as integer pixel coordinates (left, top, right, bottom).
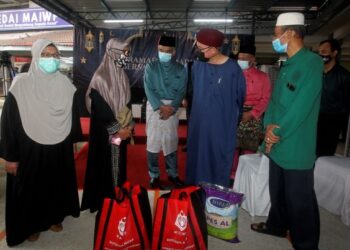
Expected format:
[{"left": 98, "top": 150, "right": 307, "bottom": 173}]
[
  {"left": 314, "top": 156, "right": 350, "bottom": 225},
  {"left": 233, "top": 154, "right": 270, "bottom": 217}
]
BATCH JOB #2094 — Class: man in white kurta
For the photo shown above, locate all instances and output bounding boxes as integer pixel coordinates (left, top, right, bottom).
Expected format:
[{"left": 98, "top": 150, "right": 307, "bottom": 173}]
[{"left": 143, "top": 35, "right": 187, "bottom": 188}]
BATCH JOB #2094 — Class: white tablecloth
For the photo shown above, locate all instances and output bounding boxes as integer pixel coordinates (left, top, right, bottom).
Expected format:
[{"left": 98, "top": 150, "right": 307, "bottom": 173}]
[
  {"left": 233, "top": 154, "right": 270, "bottom": 217},
  {"left": 314, "top": 156, "right": 350, "bottom": 226}
]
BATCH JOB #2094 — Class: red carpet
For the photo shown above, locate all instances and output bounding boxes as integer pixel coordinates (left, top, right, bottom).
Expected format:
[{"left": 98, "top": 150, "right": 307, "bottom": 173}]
[
  {"left": 75, "top": 122, "right": 188, "bottom": 189},
  {"left": 126, "top": 144, "right": 187, "bottom": 188},
  {"left": 74, "top": 142, "right": 89, "bottom": 189}
]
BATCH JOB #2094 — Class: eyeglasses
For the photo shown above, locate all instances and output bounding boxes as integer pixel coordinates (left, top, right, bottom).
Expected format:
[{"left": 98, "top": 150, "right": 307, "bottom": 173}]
[
  {"left": 40, "top": 53, "right": 61, "bottom": 59},
  {"left": 195, "top": 44, "right": 211, "bottom": 52}
]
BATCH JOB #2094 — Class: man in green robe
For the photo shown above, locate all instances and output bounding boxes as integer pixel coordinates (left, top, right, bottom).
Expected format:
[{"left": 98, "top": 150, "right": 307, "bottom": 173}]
[
  {"left": 144, "top": 35, "right": 187, "bottom": 189},
  {"left": 251, "top": 13, "right": 323, "bottom": 250}
]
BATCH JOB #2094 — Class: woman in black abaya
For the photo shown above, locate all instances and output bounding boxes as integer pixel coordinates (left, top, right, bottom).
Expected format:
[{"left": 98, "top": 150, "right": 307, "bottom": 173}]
[
  {"left": 0, "top": 39, "right": 81, "bottom": 246},
  {"left": 81, "top": 38, "right": 134, "bottom": 213}
]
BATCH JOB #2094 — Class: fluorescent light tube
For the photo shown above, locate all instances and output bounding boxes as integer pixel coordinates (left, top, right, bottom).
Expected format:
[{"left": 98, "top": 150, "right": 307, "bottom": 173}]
[
  {"left": 104, "top": 19, "right": 144, "bottom": 23},
  {"left": 193, "top": 19, "right": 233, "bottom": 23}
]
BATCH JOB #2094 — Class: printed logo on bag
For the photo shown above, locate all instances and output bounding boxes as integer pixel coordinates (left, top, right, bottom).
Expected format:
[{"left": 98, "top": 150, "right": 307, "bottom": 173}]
[
  {"left": 175, "top": 210, "right": 187, "bottom": 231},
  {"left": 117, "top": 217, "right": 127, "bottom": 237}
]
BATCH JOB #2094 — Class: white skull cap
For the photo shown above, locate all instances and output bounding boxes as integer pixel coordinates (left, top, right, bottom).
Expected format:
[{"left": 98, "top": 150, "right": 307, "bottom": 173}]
[{"left": 276, "top": 12, "right": 305, "bottom": 26}]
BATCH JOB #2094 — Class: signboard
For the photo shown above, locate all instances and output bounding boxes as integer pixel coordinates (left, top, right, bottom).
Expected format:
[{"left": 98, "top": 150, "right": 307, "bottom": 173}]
[
  {"left": 0, "top": 8, "right": 73, "bottom": 31},
  {"left": 14, "top": 56, "right": 32, "bottom": 63}
]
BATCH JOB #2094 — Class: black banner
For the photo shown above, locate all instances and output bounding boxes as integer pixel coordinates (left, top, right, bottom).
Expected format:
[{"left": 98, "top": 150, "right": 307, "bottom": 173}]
[{"left": 73, "top": 27, "right": 254, "bottom": 106}]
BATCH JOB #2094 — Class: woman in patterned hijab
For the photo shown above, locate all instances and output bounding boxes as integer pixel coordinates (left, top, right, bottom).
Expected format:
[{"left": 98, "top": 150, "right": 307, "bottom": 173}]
[{"left": 81, "top": 38, "right": 134, "bottom": 212}]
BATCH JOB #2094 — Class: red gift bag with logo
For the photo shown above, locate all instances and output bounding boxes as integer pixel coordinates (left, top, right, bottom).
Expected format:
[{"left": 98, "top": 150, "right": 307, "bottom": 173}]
[
  {"left": 152, "top": 186, "right": 207, "bottom": 250},
  {"left": 94, "top": 183, "right": 152, "bottom": 250}
]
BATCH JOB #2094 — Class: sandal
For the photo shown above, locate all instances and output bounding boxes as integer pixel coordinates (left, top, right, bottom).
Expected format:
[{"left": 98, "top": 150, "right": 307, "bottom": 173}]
[
  {"left": 251, "top": 222, "right": 286, "bottom": 238},
  {"left": 27, "top": 232, "right": 40, "bottom": 242},
  {"left": 49, "top": 223, "right": 63, "bottom": 232}
]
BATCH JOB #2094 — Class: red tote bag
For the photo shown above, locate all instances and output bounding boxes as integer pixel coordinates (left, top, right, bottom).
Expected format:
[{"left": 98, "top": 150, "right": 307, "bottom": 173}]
[
  {"left": 94, "top": 184, "right": 152, "bottom": 250},
  {"left": 152, "top": 187, "right": 207, "bottom": 250}
]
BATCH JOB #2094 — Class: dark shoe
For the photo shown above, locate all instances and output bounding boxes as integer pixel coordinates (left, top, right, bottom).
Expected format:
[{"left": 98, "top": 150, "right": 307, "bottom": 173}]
[
  {"left": 150, "top": 177, "right": 162, "bottom": 189},
  {"left": 50, "top": 223, "right": 63, "bottom": 232},
  {"left": 229, "top": 178, "right": 234, "bottom": 187},
  {"left": 168, "top": 176, "right": 184, "bottom": 188},
  {"left": 27, "top": 232, "right": 40, "bottom": 242},
  {"left": 251, "top": 222, "right": 286, "bottom": 238}
]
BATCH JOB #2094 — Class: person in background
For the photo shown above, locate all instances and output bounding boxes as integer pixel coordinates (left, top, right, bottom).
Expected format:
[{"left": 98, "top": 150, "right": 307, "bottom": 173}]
[
  {"left": 230, "top": 45, "right": 271, "bottom": 183},
  {"left": 181, "top": 60, "right": 194, "bottom": 152},
  {"left": 316, "top": 39, "right": 350, "bottom": 157},
  {"left": 0, "top": 39, "right": 81, "bottom": 246},
  {"left": 250, "top": 13, "right": 323, "bottom": 250},
  {"left": 81, "top": 38, "right": 134, "bottom": 212},
  {"left": 144, "top": 35, "right": 187, "bottom": 189},
  {"left": 20, "top": 62, "right": 31, "bottom": 73},
  {"left": 185, "top": 28, "right": 246, "bottom": 187}
]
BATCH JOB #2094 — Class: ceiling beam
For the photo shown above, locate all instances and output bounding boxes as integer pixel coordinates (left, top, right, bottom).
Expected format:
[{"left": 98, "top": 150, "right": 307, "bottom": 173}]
[
  {"left": 0, "top": 2, "right": 28, "bottom": 9},
  {"left": 310, "top": 0, "right": 349, "bottom": 33},
  {"left": 100, "top": 0, "right": 117, "bottom": 18}
]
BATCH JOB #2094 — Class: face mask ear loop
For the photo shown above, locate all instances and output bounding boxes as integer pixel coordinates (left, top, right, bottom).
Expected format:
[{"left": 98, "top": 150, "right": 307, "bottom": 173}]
[{"left": 278, "top": 31, "right": 287, "bottom": 43}]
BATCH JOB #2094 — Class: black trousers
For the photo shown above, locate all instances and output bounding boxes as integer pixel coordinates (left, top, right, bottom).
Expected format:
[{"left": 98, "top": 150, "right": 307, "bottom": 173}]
[
  {"left": 266, "top": 159, "right": 320, "bottom": 250},
  {"left": 316, "top": 113, "right": 348, "bottom": 157}
]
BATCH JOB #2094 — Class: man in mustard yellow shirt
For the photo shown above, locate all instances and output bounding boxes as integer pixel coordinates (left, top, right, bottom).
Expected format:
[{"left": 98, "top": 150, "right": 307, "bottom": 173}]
[{"left": 251, "top": 13, "right": 323, "bottom": 250}]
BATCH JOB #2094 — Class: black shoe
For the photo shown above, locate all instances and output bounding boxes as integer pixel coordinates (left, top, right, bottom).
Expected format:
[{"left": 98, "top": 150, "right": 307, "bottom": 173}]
[
  {"left": 150, "top": 177, "right": 162, "bottom": 189},
  {"left": 229, "top": 178, "right": 234, "bottom": 187},
  {"left": 251, "top": 222, "right": 287, "bottom": 238},
  {"left": 168, "top": 176, "right": 185, "bottom": 188}
]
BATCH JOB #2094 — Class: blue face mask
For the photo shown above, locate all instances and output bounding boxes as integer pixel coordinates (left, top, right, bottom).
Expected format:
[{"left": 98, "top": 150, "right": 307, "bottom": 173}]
[
  {"left": 272, "top": 33, "right": 288, "bottom": 53},
  {"left": 158, "top": 51, "right": 172, "bottom": 63},
  {"left": 237, "top": 60, "right": 249, "bottom": 70},
  {"left": 38, "top": 57, "right": 60, "bottom": 74}
]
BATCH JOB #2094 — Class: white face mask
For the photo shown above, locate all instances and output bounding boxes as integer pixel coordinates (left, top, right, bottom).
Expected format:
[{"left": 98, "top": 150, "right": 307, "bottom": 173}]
[{"left": 237, "top": 60, "right": 250, "bottom": 70}]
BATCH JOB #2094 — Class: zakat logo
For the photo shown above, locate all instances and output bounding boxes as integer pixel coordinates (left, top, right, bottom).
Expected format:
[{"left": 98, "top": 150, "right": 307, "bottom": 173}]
[
  {"left": 175, "top": 210, "right": 187, "bottom": 231},
  {"left": 117, "top": 217, "right": 127, "bottom": 237}
]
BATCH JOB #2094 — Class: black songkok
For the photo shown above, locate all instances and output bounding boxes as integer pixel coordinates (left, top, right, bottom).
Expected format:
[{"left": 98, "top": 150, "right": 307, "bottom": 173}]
[
  {"left": 239, "top": 45, "right": 256, "bottom": 56},
  {"left": 158, "top": 35, "right": 176, "bottom": 47}
]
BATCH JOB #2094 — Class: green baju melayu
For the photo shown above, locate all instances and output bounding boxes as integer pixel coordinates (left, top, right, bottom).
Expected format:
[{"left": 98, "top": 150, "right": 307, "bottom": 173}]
[
  {"left": 262, "top": 47, "right": 323, "bottom": 250},
  {"left": 264, "top": 48, "right": 323, "bottom": 170}
]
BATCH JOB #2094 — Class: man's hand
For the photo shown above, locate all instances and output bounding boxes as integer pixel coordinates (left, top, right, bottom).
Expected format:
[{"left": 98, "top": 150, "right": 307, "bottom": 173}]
[
  {"left": 242, "top": 111, "right": 254, "bottom": 122},
  {"left": 5, "top": 161, "right": 19, "bottom": 176},
  {"left": 159, "top": 105, "right": 174, "bottom": 120},
  {"left": 264, "top": 124, "right": 280, "bottom": 154},
  {"left": 182, "top": 98, "right": 188, "bottom": 108},
  {"left": 265, "top": 124, "right": 280, "bottom": 144}
]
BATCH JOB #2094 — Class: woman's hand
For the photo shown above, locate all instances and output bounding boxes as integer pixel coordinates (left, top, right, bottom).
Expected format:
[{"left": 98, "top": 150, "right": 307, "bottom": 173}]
[
  {"left": 116, "top": 128, "right": 132, "bottom": 140},
  {"left": 5, "top": 161, "right": 19, "bottom": 176}
]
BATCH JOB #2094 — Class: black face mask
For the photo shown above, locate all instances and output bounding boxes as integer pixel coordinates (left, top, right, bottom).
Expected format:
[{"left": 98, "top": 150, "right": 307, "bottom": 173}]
[
  {"left": 320, "top": 55, "right": 332, "bottom": 64},
  {"left": 195, "top": 50, "right": 209, "bottom": 62},
  {"left": 114, "top": 54, "right": 129, "bottom": 68}
]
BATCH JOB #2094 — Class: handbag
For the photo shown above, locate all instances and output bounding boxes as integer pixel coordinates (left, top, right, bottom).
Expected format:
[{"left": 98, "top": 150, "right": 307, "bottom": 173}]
[
  {"left": 94, "top": 182, "right": 152, "bottom": 250},
  {"left": 237, "top": 118, "right": 263, "bottom": 151},
  {"left": 152, "top": 186, "right": 207, "bottom": 250}
]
